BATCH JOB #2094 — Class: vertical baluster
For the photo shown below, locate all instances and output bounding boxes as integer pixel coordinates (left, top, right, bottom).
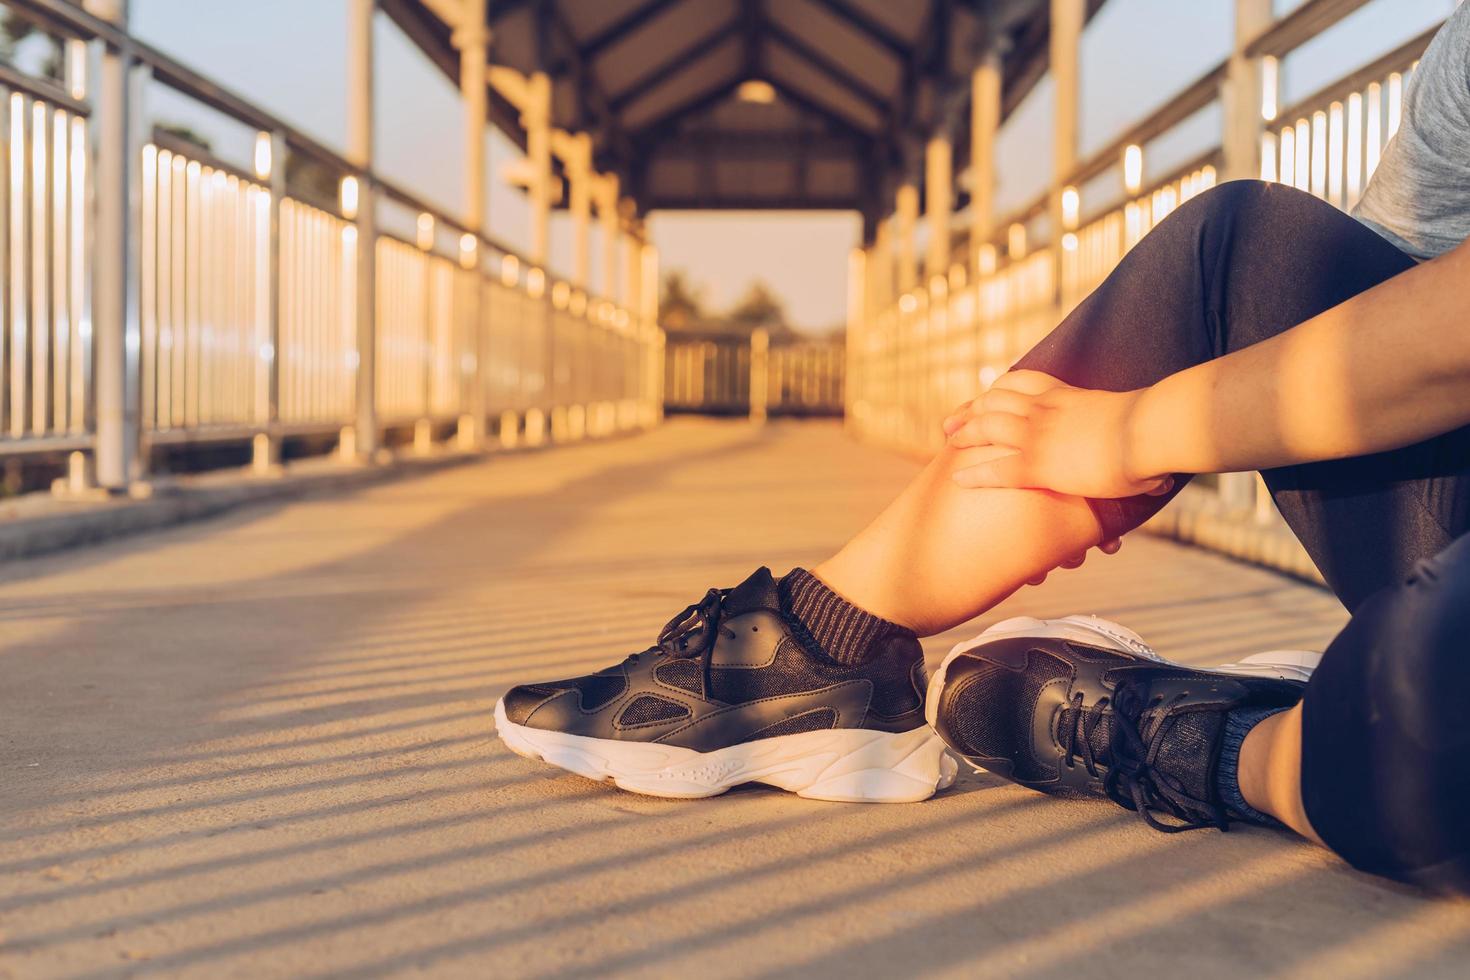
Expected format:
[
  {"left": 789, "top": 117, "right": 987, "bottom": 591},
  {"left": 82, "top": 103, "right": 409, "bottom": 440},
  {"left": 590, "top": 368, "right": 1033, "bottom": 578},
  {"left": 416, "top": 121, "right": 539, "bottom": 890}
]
[
  {"left": 11, "top": 94, "right": 30, "bottom": 439},
  {"left": 140, "top": 144, "right": 157, "bottom": 432},
  {"left": 52, "top": 107, "right": 68, "bottom": 433}
]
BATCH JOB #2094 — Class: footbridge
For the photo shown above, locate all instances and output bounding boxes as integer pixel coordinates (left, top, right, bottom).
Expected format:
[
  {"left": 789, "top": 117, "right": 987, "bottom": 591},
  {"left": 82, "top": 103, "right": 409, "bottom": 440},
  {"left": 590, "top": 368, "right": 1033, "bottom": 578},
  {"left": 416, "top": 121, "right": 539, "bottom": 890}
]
[{"left": 1, "top": 0, "right": 1466, "bottom": 976}]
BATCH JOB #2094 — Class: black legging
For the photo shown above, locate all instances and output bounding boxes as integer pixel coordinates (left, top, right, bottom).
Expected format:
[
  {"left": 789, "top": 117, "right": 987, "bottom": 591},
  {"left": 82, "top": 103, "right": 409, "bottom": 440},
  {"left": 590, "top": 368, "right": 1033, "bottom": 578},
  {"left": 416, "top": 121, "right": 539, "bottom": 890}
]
[{"left": 1016, "top": 179, "right": 1470, "bottom": 890}]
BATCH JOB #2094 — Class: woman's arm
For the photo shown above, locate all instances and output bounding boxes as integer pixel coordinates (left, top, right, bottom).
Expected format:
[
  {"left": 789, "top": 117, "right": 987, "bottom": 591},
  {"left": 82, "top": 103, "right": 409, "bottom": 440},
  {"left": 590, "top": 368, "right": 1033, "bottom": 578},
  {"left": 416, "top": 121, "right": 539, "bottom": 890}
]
[{"left": 944, "top": 236, "right": 1470, "bottom": 497}]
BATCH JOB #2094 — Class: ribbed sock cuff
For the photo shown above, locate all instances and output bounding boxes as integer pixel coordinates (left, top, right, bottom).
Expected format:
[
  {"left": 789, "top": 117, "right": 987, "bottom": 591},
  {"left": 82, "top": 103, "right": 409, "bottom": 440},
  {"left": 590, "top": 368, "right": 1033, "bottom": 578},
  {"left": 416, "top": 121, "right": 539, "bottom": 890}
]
[
  {"left": 1215, "top": 705, "right": 1286, "bottom": 827},
  {"left": 778, "top": 569, "right": 914, "bottom": 666}
]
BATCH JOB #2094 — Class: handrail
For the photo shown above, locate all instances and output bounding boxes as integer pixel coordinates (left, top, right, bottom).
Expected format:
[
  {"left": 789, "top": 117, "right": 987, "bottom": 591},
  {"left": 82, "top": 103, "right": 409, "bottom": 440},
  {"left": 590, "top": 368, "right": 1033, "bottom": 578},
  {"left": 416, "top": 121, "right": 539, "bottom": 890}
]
[
  {"left": 1076, "top": 146, "right": 1223, "bottom": 228},
  {"left": 1275, "top": 24, "right": 1437, "bottom": 125},
  {"left": 0, "top": 60, "right": 87, "bottom": 114},
  {"left": 1244, "top": 0, "right": 1375, "bottom": 59},
  {"left": 7, "top": 0, "right": 554, "bottom": 278},
  {"left": 1066, "top": 60, "right": 1228, "bottom": 189},
  {"left": 149, "top": 126, "right": 258, "bottom": 185}
]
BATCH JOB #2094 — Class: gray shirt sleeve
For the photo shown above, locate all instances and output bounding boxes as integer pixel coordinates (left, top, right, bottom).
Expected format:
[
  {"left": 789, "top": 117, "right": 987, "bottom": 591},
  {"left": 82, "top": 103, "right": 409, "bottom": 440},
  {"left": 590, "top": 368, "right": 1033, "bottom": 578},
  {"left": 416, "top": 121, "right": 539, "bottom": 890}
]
[{"left": 1351, "top": 4, "right": 1470, "bottom": 260}]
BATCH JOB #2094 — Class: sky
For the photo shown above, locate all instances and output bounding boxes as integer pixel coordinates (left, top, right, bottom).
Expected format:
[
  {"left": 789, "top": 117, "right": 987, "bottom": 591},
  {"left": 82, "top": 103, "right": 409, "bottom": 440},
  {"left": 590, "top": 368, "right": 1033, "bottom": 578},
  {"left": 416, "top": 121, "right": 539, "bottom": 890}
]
[{"left": 130, "top": 0, "right": 1457, "bottom": 335}]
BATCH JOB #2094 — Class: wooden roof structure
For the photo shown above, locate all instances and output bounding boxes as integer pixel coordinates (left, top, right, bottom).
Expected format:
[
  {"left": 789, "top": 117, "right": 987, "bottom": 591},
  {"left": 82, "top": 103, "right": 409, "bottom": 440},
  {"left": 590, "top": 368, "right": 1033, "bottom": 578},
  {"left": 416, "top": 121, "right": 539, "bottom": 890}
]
[{"left": 382, "top": 0, "right": 1104, "bottom": 226}]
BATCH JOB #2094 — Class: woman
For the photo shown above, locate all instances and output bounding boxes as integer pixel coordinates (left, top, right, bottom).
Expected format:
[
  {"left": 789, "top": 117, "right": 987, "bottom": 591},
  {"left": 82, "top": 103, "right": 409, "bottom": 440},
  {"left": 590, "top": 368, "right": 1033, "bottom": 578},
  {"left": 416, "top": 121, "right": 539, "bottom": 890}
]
[{"left": 496, "top": 7, "right": 1470, "bottom": 891}]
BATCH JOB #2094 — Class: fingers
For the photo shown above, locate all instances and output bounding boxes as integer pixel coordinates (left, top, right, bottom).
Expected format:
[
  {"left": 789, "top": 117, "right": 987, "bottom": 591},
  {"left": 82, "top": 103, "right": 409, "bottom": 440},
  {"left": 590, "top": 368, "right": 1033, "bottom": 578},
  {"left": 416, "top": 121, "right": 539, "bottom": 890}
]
[
  {"left": 948, "top": 411, "right": 1029, "bottom": 452},
  {"left": 941, "top": 371, "right": 1064, "bottom": 435},
  {"left": 978, "top": 388, "right": 1035, "bottom": 417},
  {"left": 991, "top": 370, "right": 1066, "bottom": 396},
  {"left": 1028, "top": 537, "right": 1124, "bottom": 589},
  {"left": 1145, "top": 475, "right": 1177, "bottom": 496},
  {"left": 947, "top": 391, "right": 1037, "bottom": 448},
  {"left": 941, "top": 400, "right": 974, "bottom": 435},
  {"left": 952, "top": 451, "right": 1032, "bottom": 489}
]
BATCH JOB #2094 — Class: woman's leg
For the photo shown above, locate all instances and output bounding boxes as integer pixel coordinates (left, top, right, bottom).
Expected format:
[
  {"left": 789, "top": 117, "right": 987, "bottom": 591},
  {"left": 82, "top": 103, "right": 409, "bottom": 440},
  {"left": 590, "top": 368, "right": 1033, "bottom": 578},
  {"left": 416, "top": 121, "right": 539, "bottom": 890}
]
[
  {"left": 818, "top": 180, "right": 1419, "bottom": 634},
  {"left": 1239, "top": 533, "right": 1470, "bottom": 890}
]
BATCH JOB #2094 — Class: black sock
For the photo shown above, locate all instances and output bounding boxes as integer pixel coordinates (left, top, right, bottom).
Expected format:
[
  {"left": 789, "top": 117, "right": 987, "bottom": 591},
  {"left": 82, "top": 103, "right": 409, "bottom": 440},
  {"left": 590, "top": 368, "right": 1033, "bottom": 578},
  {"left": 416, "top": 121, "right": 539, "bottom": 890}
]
[
  {"left": 1214, "top": 705, "right": 1285, "bottom": 826},
  {"left": 778, "top": 568, "right": 914, "bottom": 666}
]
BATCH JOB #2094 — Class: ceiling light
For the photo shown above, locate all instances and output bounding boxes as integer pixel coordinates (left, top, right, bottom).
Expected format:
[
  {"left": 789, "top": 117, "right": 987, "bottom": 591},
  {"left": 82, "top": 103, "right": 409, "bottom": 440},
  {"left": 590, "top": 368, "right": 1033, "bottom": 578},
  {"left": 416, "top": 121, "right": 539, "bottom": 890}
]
[{"left": 737, "top": 79, "right": 777, "bottom": 105}]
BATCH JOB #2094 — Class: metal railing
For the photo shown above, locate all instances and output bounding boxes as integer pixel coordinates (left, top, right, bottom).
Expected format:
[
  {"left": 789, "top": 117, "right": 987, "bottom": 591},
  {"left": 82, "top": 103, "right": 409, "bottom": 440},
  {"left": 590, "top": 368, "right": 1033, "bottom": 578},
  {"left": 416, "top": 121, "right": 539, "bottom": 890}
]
[
  {"left": 665, "top": 330, "right": 844, "bottom": 420},
  {"left": 847, "top": 0, "right": 1443, "bottom": 576},
  {"left": 1, "top": 48, "right": 91, "bottom": 453},
  {"left": 0, "top": 0, "right": 664, "bottom": 493}
]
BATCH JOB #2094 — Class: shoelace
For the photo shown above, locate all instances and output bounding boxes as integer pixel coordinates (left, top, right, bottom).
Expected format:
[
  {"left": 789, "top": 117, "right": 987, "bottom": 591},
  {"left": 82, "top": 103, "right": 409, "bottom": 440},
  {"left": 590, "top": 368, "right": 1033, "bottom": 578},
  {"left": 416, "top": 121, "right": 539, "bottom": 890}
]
[
  {"left": 628, "top": 588, "right": 736, "bottom": 697},
  {"left": 1062, "top": 680, "right": 1230, "bottom": 834}
]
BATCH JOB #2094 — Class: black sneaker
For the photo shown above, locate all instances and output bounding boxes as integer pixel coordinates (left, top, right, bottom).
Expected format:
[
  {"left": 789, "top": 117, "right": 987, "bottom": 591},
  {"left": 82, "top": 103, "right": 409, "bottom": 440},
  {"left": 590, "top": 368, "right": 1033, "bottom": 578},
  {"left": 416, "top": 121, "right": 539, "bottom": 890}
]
[
  {"left": 494, "top": 568, "right": 956, "bottom": 802},
  {"left": 926, "top": 615, "right": 1314, "bottom": 831}
]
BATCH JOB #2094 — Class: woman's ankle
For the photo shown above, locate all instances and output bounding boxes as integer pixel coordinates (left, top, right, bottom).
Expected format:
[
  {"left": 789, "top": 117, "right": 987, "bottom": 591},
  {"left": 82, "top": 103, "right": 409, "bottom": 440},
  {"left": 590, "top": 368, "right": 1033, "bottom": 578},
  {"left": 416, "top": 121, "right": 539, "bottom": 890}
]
[{"left": 1236, "top": 702, "right": 1323, "bottom": 843}]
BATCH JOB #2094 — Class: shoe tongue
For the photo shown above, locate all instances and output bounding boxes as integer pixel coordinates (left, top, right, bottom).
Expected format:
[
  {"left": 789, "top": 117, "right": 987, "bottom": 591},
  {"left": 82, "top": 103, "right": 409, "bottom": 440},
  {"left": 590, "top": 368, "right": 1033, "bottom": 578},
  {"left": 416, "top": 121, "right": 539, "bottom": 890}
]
[{"left": 721, "top": 567, "right": 780, "bottom": 616}]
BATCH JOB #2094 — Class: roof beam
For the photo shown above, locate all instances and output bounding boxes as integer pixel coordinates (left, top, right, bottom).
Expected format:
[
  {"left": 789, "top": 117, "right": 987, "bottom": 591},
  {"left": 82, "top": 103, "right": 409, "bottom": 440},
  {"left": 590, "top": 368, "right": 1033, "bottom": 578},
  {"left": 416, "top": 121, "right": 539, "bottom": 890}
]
[
  {"left": 629, "top": 76, "right": 744, "bottom": 140},
  {"left": 808, "top": 0, "right": 909, "bottom": 58},
  {"left": 582, "top": 0, "right": 685, "bottom": 60},
  {"left": 643, "top": 192, "right": 862, "bottom": 210},
  {"left": 653, "top": 131, "right": 863, "bottom": 156},
  {"left": 487, "top": 0, "right": 535, "bottom": 21},
  {"left": 609, "top": 24, "right": 736, "bottom": 111},
  {"left": 741, "top": 0, "right": 761, "bottom": 77},
  {"left": 764, "top": 77, "right": 876, "bottom": 140},
  {"left": 766, "top": 22, "right": 888, "bottom": 114}
]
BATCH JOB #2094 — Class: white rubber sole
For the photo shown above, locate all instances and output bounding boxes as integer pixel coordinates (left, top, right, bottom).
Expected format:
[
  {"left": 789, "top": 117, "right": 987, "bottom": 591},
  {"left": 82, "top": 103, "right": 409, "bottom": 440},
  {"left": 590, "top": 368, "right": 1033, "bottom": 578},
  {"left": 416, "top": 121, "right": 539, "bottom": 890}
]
[
  {"left": 494, "top": 698, "right": 958, "bottom": 803},
  {"left": 925, "top": 614, "right": 1322, "bottom": 733}
]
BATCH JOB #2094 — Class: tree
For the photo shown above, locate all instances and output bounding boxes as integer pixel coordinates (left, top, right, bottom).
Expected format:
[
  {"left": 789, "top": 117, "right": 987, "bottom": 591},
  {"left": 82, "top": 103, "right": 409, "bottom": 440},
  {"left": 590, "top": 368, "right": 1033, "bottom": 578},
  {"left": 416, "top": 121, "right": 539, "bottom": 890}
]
[
  {"left": 660, "top": 270, "right": 706, "bottom": 331},
  {"left": 727, "top": 280, "right": 796, "bottom": 340},
  {"left": 0, "top": 13, "right": 61, "bottom": 82}
]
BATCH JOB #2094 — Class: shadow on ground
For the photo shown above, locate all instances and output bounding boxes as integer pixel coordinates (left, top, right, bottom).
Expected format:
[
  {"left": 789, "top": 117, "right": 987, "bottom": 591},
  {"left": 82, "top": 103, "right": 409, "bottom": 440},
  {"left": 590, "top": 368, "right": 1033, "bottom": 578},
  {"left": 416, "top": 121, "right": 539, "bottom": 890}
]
[{"left": 1, "top": 420, "right": 1463, "bottom": 979}]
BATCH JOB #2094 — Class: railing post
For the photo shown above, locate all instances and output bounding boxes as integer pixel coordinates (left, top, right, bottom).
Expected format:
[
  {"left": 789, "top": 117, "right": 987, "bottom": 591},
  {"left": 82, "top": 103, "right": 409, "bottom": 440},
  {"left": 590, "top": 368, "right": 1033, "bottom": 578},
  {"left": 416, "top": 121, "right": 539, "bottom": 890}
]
[
  {"left": 1214, "top": 0, "right": 1277, "bottom": 514},
  {"left": 89, "top": 0, "right": 145, "bottom": 492},
  {"left": 640, "top": 242, "right": 660, "bottom": 427},
  {"left": 1224, "top": 0, "right": 1275, "bottom": 182},
  {"left": 845, "top": 246, "right": 866, "bottom": 431},
  {"left": 924, "top": 134, "right": 952, "bottom": 282},
  {"left": 895, "top": 183, "right": 919, "bottom": 295},
  {"left": 254, "top": 129, "right": 286, "bottom": 475},
  {"left": 969, "top": 45, "right": 1002, "bottom": 260},
  {"left": 749, "top": 328, "right": 769, "bottom": 425},
  {"left": 1050, "top": 0, "right": 1083, "bottom": 310},
  {"left": 454, "top": 0, "right": 488, "bottom": 450},
  {"left": 346, "top": 0, "right": 377, "bottom": 462}
]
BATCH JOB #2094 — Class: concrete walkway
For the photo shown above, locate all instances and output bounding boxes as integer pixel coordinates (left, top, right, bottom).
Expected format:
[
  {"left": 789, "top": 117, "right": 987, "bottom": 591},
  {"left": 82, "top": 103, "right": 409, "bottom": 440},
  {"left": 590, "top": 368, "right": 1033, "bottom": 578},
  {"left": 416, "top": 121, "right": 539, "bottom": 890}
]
[{"left": 2, "top": 419, "right": 1465, "bottom": 979}]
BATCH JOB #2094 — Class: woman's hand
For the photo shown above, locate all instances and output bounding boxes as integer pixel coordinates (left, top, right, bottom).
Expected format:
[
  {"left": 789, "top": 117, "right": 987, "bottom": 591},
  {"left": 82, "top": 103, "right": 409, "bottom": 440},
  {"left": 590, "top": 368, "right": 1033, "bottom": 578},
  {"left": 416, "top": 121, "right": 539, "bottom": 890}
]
[
  {"left": 941, "top": 370, "right": 1175, "bottom": 499},
  {"left": 1024, "top": 536, "right": 1122, "bottom": 587}
]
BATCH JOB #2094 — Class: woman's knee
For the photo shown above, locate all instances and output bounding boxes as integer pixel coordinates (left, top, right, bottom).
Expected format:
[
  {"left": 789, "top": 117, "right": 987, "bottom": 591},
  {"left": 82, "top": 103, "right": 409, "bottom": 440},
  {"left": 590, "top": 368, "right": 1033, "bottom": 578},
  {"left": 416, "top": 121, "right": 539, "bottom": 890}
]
[{"left": 1302, "top": 535, "right": 1470, "bottom": 891}]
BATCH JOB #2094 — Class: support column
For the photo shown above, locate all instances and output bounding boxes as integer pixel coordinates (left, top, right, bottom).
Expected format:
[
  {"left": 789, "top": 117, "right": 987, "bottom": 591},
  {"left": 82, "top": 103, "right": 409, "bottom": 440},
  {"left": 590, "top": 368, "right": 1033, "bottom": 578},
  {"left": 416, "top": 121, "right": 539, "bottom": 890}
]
[
  {"left": 622, "top": 213, "right": 642, "bottom": 315},
  {"left": 89, "top": 0, "right": 143, "bottom": 491},
  {"left": 563, "top": 132, "right": 593, "bottom": 287},
  {"left": 347, "top": 0, "right": 378, "bottom": 460},
  {"left": 1224, "top": 0, "right": 1274, "bottom": 181},
  {"left": 895, "top": 184, "right": 919, "bottom": 294},
  {"left": 748, "top": 328, "right": 769, "bottom": 425},
  {"left": 640, "top": 242, "right": 661, "bottom": 427},
  {"left": 970, "top": 46, "right": 1002, "bottom": 263},
  {"left": 255, "top": 129, "right": 287, "bottom": 474},
  {"left": 454, "top": 0, "right": 488, "bottom": 449},
  {"left": 1218, "top": 0, "right": 1277, "bottom": 512},
  {"left": 597, "top": 175, "right": 620, "bottom": 302},
  {"left": 845, "top": 246, "right": 866, "bottom": 431},
  {"left": 1049, "top": 0, "right": 1084, "bottom": 298},
  {"left": 924, "top": 135, "right": 952, "bottom": 283},
  {"left": 526, "top": 72, "right": 553, "bottom": 267},
  {"left": 873, "top": 216, "right": 894, "bottom": 314}
]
